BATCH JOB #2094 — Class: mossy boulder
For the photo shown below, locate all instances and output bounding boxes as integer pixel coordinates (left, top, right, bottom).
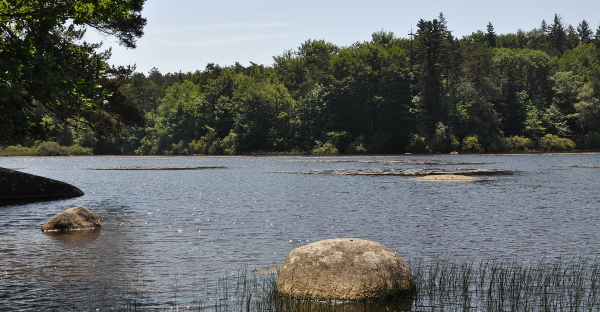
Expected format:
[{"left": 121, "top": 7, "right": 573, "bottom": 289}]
[
  {"left": 0, "top": 167, "right": 83, "bottom": 205},
  {"left": 41, "top": 206, "right": 101, "bottom": 232},
  {"left": 276, "top": 238, "right": 414, "bottom": 301}
]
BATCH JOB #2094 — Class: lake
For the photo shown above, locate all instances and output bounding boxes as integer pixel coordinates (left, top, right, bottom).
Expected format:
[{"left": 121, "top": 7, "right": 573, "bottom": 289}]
[{"left": 1, "top": 154, "right": 599, "bottom": 310}]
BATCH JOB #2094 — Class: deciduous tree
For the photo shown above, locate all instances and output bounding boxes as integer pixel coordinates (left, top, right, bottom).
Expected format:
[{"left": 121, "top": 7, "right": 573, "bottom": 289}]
[
  {"left": 0, "top": 0, "right": 146, "bottom": 144},
  {"left": 329, "top": 32, "right": 412, "bottom": 153}
]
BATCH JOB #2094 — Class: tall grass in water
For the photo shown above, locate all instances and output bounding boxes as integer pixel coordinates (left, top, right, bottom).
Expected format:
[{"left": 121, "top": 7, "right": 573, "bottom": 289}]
[
  {"left": 95, "top": 258, "right": 599, "bottom": 311},
  {"left": 409, "top": 257, "right": 600, "bottom": 312}
]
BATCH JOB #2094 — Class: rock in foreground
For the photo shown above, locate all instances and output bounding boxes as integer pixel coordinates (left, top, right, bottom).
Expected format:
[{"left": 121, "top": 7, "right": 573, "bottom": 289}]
[
  {"left": 276, "top": 238, "right": 414, "bottom": 301},
  {"left": 41, "top": 206, "right": 101, "bottom": 232},
  {"left": 0, "top": 167, "right": 83, "bottom": 205}
]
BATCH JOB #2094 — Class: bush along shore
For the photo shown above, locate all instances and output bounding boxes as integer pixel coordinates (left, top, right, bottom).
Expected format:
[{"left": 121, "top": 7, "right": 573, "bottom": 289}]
[
  {"left": 0, "top": 141, "right": 596, "bottom": 157},
  {"left": 83, "top": 257, "right": 599, "bottom": 311},
  {"left": 0, "top": 142, "right": 92, "bottom": 156}
]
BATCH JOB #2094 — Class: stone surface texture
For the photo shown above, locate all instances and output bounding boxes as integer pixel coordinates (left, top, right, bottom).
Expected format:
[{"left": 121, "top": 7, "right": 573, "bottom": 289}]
[
  {"left": 41, "top": 206, "right": 101, "bottom": 232},
  {"left": 276, "top": 238, "right": 413, "bottom": 301}
]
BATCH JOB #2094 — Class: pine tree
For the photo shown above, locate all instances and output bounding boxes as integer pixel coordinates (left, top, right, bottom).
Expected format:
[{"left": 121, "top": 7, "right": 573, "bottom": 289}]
[
  {"left": 486, "top": 22, "right": 497, "bottom": 47},
  {"left": 540, "top": 20, "right": 549, "bottom": 34},
  {"left": 577, "top": 20, "right": 593, "bottom": 44},
  {"left": 548, "top": 14, "right": 567, "bottom": 54},
  {"left": 413, "top": 13, "right": 458, "bottom": 132}
]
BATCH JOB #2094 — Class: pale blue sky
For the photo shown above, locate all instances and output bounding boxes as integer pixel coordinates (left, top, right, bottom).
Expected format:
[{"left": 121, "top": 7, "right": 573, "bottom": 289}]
[{"left": 95, "top": 0, "right": 600, "bottom": 74}]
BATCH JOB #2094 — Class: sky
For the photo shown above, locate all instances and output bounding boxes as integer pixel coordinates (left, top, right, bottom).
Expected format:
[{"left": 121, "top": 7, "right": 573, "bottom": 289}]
[{"left": 92, "top": 0, "right": 600, "bottom": 75}]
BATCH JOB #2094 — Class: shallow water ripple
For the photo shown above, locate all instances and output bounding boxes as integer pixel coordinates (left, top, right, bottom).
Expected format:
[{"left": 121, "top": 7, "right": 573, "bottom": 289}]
[{"left": 1, "top": 154, "right": 599, "bottom": 310}]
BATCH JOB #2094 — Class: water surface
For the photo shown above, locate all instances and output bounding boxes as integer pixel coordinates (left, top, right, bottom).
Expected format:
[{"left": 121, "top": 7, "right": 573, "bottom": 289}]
[{"left": 1, "top": 154, "right": 599, "bottom": 310}]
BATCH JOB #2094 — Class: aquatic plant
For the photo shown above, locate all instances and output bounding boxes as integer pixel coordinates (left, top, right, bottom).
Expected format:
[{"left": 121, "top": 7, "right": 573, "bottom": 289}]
[
  {"left": 93, "top": 258, "right": 600, "bottom": 311},
  {"left": 409, "top": 257, "right": 600, "bottom": 312}
]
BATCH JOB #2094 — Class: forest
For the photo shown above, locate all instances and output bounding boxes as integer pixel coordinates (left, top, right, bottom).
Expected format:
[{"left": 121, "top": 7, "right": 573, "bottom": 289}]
[{"left": 5, "top": 13, "right": 600, "bottom": 155}]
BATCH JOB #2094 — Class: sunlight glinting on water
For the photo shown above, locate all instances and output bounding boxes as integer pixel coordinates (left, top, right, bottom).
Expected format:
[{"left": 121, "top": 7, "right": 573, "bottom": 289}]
[{"left": 1, "top": 154, "right": 600, "bottom": 310}]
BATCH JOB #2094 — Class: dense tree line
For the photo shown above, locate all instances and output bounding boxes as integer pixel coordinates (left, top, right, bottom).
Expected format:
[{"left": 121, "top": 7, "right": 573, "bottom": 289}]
[{"left": 8, "top": 13, "right": 600, "bottom": 154}]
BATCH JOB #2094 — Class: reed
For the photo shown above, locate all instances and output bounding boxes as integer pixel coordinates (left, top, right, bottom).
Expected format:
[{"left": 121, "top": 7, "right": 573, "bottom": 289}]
[
  {"left": 94, "top": 258, "right": 599, "bottom": 311},
  {"left": 409, "top": 257, "right": 600, "bottom": 312}
]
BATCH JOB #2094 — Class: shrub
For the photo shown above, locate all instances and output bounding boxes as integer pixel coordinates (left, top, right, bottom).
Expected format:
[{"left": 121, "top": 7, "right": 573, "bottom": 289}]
[
  {"left": 220, "top": 132, "right": 237, "bottom": 155},
  {"left": 505, "top": 136, "right": 535, "bottom": 152},
  {"left": 191, "top": 132, "right": 214, "bottom": 155},
  {"left": 461, "top": 136, "right": 483, "bottom": 153},
  {"left": 312, "top": 141, "right": 339, "bottom": 155},
  {"left": 35, "top": 142, "right": 67, "bottom": 156},
  {"left": 189, "top": 139, "right": 206, "bottom": 155},
  {"left": 319, "top": 131, "right": 351, "bottom": 153},
  {"left": 486, "top": 135, "right": 507, "bottom": 152},
  {"left": 63, "top": 145, "right": 92, "bottom": 155},
  {"left": 406, "top": 134, "right": 428, "bottom": 153},
  {"left": 346, "top": 136, "right": 368, "bottom": 154},
  {"left": 207, "top": 141, "right": 224, "bottom": 155},
  {"left": 0, "top": 145, "right": 35, "bottom": 156},
  {"left": 168, "top": 140, "right": 189, "bottom": 155},
  {"left": 428, "top": 122, "right": 459, "bottom": 153},
  {"left": 538, "top": 134, "right": 576, "bottom": 151},
  {"left": 190, "top": 128, "right": 227, "bottom": 155}
]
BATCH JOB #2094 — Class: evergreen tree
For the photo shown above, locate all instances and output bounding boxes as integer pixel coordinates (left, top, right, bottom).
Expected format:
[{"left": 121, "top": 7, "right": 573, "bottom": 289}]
[
  {"left": 486, "top": 22, "right": 497, "bottom": 47},
  {"left": 548, "top": 14, "right": 567, "bottom": 54},
  {"left": 566, "top": 24, "right": 580, "bottom": 50},
  {"left": 540, "top": 19, "right": 549, "bottom": 34},
  {"left": 577, "top": 20, "right": 593, "bottom": 44},
  {"left": 413, "top": 13, "right": 457, "bottom": 133}
]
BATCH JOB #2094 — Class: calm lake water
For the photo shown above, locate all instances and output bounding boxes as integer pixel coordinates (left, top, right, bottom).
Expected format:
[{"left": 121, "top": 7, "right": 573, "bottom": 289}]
[{"left": 1, "top": 154, "right": 599, "bottom": 310}]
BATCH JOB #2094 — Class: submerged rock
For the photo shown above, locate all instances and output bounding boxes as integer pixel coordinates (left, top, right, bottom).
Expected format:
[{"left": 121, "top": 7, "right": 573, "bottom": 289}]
[
  {"left": 411, "top": 174, "right": 483, "bottom": 182},
  {"left": 41, "top": 206, "right": 101, "bottom": 232},
  {"left": 276, "top": 238, "right": 414, "bottom": 301},
  {"left": 0, "top": 167, "right": 83, "bottom": 205},
  {"left": 86, "top": 165, "right": 226, "bottom": 170},
  {"left": 287, "top": 158, "right": 484, "bottom": 165},
  {"left": 295, "top": 168, "right": 509, "bottom": 176},
  {"left": 44, "top": 228, "right": 101, "bottom": 244}
]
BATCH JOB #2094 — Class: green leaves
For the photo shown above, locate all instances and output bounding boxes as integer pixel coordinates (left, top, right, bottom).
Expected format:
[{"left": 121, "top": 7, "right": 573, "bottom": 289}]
[
  {"left": 328, "top": 34, "right": 412, "bottom": 153},
  {"left": 0, "top": 0, "right": 146, "bottom": 144}
]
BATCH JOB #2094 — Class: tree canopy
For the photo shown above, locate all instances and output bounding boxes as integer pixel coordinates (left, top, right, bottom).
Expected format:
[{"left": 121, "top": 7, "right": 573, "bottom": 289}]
[
  {"left": 4, "top": 10, "right": 600, "bottom": 155},
  {"left": 0, "top": 0, "right": 146, "bottom": 144}
]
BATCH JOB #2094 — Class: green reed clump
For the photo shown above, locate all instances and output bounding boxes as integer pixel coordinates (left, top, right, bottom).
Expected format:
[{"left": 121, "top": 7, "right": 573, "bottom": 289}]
[{"left": 409, "top": 257, "right": 600, "bottom": 312}]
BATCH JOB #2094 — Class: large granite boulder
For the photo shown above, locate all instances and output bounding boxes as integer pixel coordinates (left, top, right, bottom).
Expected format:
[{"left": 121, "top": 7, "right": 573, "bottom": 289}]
[
  {"left": 0, "top": 168, "right": 83, "bottom": 205},
  {"left": 276, "top": 238, "right": 414, "bottom": 301},
  {"left": 41, "top": 206, "right": 101, "bottom": 232}
]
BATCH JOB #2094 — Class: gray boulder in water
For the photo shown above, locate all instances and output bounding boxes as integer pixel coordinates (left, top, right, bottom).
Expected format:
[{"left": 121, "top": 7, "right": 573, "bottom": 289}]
[
  {"left": 276, "top": 238, "right": 414, "bottom": 301},
  {"left": 41, "top": 206, "right": 101, "bottom": 232}
]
